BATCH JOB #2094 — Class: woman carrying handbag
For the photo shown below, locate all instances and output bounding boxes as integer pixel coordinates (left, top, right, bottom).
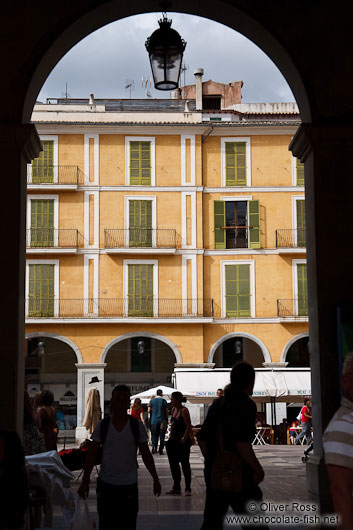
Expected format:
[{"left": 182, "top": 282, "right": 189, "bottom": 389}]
[{"left": 165, "top": 392, "right": 194, "bottom": 496}]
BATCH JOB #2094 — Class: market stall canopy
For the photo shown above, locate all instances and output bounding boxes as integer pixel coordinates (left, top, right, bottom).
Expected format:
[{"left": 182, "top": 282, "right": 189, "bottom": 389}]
[
  {"left": 173, "top": 368, "right": 311, "bottom": 404},
  {"left": 130, "top": 385, "right": 197, "bottom": 404}
]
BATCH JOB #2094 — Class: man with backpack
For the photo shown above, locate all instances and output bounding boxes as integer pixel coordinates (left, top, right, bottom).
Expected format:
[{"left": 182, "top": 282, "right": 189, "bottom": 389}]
[{"left": 78, "top": 385, "right": 161, "bottom": 530}]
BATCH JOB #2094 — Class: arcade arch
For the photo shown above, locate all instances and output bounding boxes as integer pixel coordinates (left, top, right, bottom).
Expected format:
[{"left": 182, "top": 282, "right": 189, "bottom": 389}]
[
  {"left": 208, "top": 332, "right": 271, "bottom": 367},
  {"left": 281, "top": 332, "right": 310, "bottom": 367}
]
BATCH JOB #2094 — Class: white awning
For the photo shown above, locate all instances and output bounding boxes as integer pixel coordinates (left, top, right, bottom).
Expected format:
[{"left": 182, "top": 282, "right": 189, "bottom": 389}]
[{"left": 173, "top": 368, "right": 311, "bottom": 403}]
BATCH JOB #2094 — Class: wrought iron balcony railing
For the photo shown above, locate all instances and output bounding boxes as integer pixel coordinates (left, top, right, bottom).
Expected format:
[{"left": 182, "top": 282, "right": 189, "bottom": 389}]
[
  {"left": 104, "top": 229, "right": 178, "bottom": 249},
  {"left": 27, "top": 165, "right": 84, "bottom": 185},
  {"left": 25, "top": 298, "right": 214, "bottom": 318},
  {"left": 275, "top": 229, "right": 306, "bottom": 248},
  {"left": 277, "top": 298, "right": 308, "bottom": 318},
  {"left": 26, "top": 229, "right": 81, "bottom": 249}
]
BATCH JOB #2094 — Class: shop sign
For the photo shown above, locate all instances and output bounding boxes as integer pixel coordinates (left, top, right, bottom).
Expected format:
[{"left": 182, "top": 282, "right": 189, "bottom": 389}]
[{"left": 59, "top": 391, "right": 77, "bottom": 405}]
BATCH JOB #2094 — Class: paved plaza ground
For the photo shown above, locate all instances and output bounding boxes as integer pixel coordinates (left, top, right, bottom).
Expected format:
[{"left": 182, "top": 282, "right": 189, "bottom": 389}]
[{"left": 50, "top": 445, "right": 324, "bottom": 530}]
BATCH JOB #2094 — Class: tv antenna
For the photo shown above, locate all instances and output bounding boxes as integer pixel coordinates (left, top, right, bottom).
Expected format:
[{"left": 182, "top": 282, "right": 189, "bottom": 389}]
[
  {"left": 180, "top": 63, "right": 189, "bottom": 86},
  {"left": 142, "top": 77, "right": 152, "bottom": 90},
  {"left": 61, "top": 82, "right": 71, "bottom": 99},
  {"left": 125, "top": 79, "right": 134, "bottom": 98}
]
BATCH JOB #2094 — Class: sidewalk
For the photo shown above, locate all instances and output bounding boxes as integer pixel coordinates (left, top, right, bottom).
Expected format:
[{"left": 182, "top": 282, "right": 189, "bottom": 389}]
[{"left": 52, "top": 445, "right": 315, "bottom": 529}]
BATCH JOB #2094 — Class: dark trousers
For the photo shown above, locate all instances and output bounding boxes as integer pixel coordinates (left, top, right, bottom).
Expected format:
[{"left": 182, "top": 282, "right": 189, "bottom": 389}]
[
  {"left": 201, "top": 483, "right": 267, "bottom": 530},
  {"left": 96, "top": 478, "right": 138, "bottom": 530},
  {"left": 151, "top": 422, "right": 166, "bottom": 453},
  {"left": 166, "top": 438, "right": 191, "bottom": 491}
]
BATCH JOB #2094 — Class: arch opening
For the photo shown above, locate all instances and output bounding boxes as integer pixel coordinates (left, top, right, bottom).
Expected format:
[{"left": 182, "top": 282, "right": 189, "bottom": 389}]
[
  {"left": 25, "top": 335, "right": 79, "bottom": 438},
  {"left": 210, "top": 333, "right": 270, "bottom": 367}
]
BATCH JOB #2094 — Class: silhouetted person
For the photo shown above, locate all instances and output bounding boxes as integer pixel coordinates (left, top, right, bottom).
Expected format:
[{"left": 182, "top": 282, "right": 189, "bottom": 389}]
[
  {"left": 148, "top": 389, "right": 168, "bottom": 455},
  {"left": 198, "top": 362, "right": 267, "bottom": 530},
  {"left": 78, "top": 385, "right": 161, "bottom": 530}
]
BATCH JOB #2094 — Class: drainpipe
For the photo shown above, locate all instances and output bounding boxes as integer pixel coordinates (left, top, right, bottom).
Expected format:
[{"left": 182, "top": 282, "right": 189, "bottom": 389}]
[{"left": 194, "top": 68, "right": 204, "bottom": 111}]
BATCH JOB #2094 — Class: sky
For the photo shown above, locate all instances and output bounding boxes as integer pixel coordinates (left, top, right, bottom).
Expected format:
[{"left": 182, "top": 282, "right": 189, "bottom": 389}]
[{"left": 38, "top": 13, "right": 295, "bottom": 103}]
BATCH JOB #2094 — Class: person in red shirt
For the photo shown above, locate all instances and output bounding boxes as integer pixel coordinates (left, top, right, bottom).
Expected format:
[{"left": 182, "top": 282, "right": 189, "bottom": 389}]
[
  {"left": 129, "top": 398, "right": 146, "bottom": 426},
  {"left": 295, "top": 398, "right": 312, "bottom": 445}
]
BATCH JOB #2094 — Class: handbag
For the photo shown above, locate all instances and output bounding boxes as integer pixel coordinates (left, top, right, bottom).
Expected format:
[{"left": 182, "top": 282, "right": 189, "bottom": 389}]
[{"left": 210, "top": 427, "right": 243, "bottom": 493}]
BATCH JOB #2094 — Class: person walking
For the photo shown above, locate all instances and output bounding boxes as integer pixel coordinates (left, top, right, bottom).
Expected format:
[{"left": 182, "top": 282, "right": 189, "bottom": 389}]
[
  {"left": 37, "top": 390, "right": 58, "bottom": 451},
  {"left": 129, "top": 398, "right": 146, "bottom": 426},
  {"left": 295, "top": 398, "right": 312, "bottom": 445},
  {"left": 165, "top": 392, "right": 193, "bottom": 496},
  {"left": 78, "top": 385, "right": 161, "bottom": 530},
  {"left": 148, "top": 389, "right": 168, "bottom": 455},
  {"left": 197, "top": 362, "right": 267, "bottom": 530}
]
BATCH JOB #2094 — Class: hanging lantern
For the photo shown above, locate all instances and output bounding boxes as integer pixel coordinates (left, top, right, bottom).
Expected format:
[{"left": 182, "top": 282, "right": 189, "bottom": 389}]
[
  {"left": 137, "top": 340, "right": 145, "bottom": 354},
  {"left": 145, "top": 14, "right": 186, "bottom": 90}
]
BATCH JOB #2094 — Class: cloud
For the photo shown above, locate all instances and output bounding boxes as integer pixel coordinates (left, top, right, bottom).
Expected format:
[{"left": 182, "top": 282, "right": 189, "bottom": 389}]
[{"left": 38, "top": 13, "right": 295, "bottom": 103}]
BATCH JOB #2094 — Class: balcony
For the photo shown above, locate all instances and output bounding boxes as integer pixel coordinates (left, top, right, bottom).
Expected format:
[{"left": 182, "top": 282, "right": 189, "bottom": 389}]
[
  {"left": 275, "top": 229, "right": 306, "bottom": 252},
  {"left": 104, "top": 229, "right": 179, "bottom": 254},
  {"left": 25, "top": 298, "right": 214, "bottom": 320},
  {"left": 27, "top": 165, "right": 84, "bottom": 189},
  {"left": 277, "top": 299, "right": 308, "bottom": 320},
  {"left": 26, "top": 229, "right": 81, "bottom": 253}
]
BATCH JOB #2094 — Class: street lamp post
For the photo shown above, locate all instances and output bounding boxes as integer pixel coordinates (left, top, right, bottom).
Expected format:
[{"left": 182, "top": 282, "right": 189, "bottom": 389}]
[{"left": 145, "top": 14, "right": 186, "bottom": 90}]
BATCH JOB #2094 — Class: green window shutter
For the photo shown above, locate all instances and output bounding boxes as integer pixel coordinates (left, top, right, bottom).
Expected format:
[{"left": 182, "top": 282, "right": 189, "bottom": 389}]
[
  {"left": 248, "top": 200, "right": 260, "bottom": 249},
  {"left": 225, "top": 142, "right": 247, "bottom": 186},
  {"left": 28, "top": 264, "right": 55, "bottom": 317},
  {"left": 214, "top": 200, "right": 226, "bottom": 249},
  {"left": 130, "top": 141, "right": 151, "bottom": 185},
  {"left": 296, "top": 158, "right": 304, "bottom": 186},
  {"left": 297, "top": 264, "right": 308, "bottom": 316},
  {"left": 131, "top": 337, "right": 152, "bottom": 372},
  {"left": 129, "top": 200, "right": 152, "bottom": 247},
  {"left": 225, "top": 264, "right": 251, "bottom": 317},
  {"left": 128, "top": 264, "right": 153, "bottom": 316},
  {"left": 32, "top": 140, "right": 54, "bottom": 183},
  {"left": 296, "top": 200, "right": 306, "bottom": 247},
  {"left": 30, "top": 200, "right": 54, "bottom": 247}
]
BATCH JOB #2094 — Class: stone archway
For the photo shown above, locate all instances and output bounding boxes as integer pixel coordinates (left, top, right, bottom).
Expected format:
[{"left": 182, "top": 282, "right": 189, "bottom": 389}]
[
  {"left": 208, "top": 331, "right": 271, "bottom": 366},
  {"left": 281, "top": 332, "right": 310, "bottom": 367}
]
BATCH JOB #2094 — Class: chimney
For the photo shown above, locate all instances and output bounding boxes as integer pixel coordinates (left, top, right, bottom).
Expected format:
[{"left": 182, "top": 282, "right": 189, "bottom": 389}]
[
  {"left": 89, "top": 93, "right": 95, "bottom": 105},
  {"left": 194, "top": 68, "right": 204, "bottom": 111}
]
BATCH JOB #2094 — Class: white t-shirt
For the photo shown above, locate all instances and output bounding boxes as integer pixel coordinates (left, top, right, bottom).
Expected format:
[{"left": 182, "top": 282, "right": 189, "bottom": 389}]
[{"left": 92, "top": 418, "right": 147, "bottom": 485}]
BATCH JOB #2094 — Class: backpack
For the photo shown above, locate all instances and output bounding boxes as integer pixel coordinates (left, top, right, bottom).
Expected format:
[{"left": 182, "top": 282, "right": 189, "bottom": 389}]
[{"left": 96, "top": 415, "right": 140, "bottom": 465}]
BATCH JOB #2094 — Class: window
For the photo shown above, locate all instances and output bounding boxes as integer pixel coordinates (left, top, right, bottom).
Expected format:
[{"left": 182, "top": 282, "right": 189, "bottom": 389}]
[
  {"left": 296, "top": 200, "right": 306, "bottom": 247},
  {"left": 296, "top": 263, "right": 308, "bottom": 316},
  {"left": 214, "top": 200, "right": 260, "bottom": 249},
  {"left": 129, "top": 200, "right": 152, "bottom": 247},
  {"left": 32, "top": 140, "right": 54, "bottom": 183},
  {"left": 28, "top": 264, "right": 55, "bottom": 317},
  {"left": 30, "top": 199, "right": 54, "bottom": 247},
  {"left": 224, "top": 263, "right": 251, "bottom": 317},
  {"left": 131, "top": 337, "right": 152, "bottom": 372},
  {"left": 203, "top": 96, "right": 221, "bottom": 110},
  {"left": 221, "top": 138, "right": 251, "bottom": 187},
  {"left": 128, "top": 264, "right": 153, "bottom": 316},
  {"left": 126, "top": 137, "right": 155, "bottom": 186},
  {"left": 296, "top": 158, "right": 304, "bottom": 186}
]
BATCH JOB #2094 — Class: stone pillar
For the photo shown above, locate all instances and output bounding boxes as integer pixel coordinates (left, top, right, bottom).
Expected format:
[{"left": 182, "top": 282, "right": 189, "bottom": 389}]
[
  {"left": 75, "top": 363, "right": 106, "bottom": 443},
  {"left": 290, "top": 124, "right": 353, "bottom": 510},
  {"left": 0, "top": 124, "right": 41, "bottom": 434}
]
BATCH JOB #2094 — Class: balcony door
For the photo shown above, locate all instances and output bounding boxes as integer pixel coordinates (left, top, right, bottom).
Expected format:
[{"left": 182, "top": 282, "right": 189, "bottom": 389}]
[
  {"left": 225, "top": 264, "right": 251, "bottom": 317},
  {"left": 296, "top": 200, "right": 306, "bottom": 247},
  {"left": 28, "top": 264, "right": 55, "bottom": 317},
  {"left": 297, "top": 263, "right": 308, "bottom": 316},
  {"left": 129, "top": 200, "right": 152, "bottom": 248},
  {"left": 30, "top": 199, "right": 54, "bottom": 247},
  {"left": 32, "top": 140, "right": 54, "bottom": 183},
  {"left": 128, "top": 264, "right": 153, "bottom": 316}
]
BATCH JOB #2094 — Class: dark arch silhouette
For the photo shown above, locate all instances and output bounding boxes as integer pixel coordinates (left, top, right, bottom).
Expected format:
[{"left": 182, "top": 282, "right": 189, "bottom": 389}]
[
  {"left": 22, "top": 3, "right": 310, "bottom": 123},
  {"left": 286, "top": 336, "right": 310, "bottom": 368}
]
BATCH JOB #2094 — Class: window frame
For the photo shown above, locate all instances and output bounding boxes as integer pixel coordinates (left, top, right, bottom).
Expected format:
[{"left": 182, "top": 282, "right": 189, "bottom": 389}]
[
  {"left": 27, "top": 194, "right": 59, "bottom": 247},
  {"left": 123, "top": 259, "right": 158, "bottom": 317},
  {"left": 221, "top": 260, "right": 255, "bottom": 318},
  {"left": 28, "top": 135, "right": 59, "bottom": 184},
  {"left": 221, "top": 137, "right": 251, "bottom": 187},
  {"left": 26, "top": 259, "right": 59, "bottom": 317},
  {"left": 292, "top": 259, "right": 307, "bottom": 316},
  {"left": 125, "top": 195, "right": 157, "bottom": 248},
  {"left": 292, "top": 195, "right": 306, "bottom": 247},
  {"left": 125, "top": 136, "right": 156, "bottom": 186}
]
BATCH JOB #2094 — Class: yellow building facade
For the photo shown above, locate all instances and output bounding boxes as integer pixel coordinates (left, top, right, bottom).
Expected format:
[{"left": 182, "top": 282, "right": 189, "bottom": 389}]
[{"left": 25, "top": 84, "right": 309, "bottom": 438}]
